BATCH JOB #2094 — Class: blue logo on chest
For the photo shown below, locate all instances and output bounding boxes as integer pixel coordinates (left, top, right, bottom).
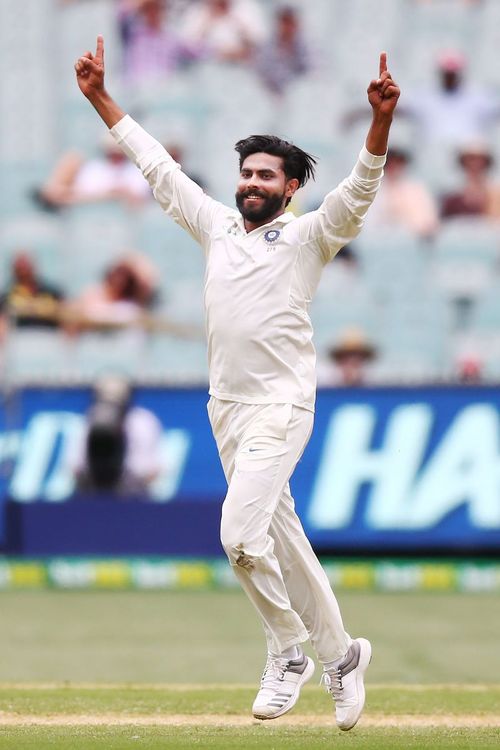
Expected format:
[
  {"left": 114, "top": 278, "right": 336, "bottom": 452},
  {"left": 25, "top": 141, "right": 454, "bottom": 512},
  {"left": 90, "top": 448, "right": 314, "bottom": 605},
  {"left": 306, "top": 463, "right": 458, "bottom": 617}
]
[{"left": 263, "top": 229, "right": 281, "bottom": 244}]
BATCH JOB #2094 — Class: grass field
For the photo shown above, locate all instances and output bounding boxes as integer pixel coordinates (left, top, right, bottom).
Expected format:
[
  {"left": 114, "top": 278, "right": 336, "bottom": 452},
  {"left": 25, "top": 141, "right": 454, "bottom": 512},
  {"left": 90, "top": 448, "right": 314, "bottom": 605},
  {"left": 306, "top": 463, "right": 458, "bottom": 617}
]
[{"left": 0, "top": 590, "right": 499, "bottom": 748}]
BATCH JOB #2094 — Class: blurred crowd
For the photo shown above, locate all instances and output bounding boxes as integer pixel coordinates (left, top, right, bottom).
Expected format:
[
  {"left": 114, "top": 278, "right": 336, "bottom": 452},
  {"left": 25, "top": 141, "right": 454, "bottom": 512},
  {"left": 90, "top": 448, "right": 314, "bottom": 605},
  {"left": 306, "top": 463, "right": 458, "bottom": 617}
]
[
  {"left": 117, "top": 0, "right": 311, "bottom": 95},
  {"left": 0, "top": 250, "right": 159, "bottom": 338},
  {"left": 4, "top": 0, "right": 500, "bottom": 387}
]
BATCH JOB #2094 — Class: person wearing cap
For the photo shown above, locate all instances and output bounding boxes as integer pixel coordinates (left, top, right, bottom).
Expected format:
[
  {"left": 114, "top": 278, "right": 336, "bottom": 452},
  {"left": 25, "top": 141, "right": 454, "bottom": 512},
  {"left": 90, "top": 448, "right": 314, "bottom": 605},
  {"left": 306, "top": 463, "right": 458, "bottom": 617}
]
[
  {"left": 440, "top": 142, "right": 500, "bottom": 220},
  {"left": 342, "top": 50, "right": 500, "bottom": 151},
  {"left": 400, "top": 51, "right": 500, "bottom": 147},
  {"left": 321, "top": 327, "right": 378, "bottom": 387}
]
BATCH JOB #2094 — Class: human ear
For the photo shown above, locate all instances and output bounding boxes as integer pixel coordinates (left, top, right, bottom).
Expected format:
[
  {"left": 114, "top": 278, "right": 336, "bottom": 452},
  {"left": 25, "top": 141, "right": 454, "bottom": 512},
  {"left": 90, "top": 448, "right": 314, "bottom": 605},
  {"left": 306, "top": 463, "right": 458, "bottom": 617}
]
[{"left": 286, "top": 178, "right": 300, "bottom": 197}]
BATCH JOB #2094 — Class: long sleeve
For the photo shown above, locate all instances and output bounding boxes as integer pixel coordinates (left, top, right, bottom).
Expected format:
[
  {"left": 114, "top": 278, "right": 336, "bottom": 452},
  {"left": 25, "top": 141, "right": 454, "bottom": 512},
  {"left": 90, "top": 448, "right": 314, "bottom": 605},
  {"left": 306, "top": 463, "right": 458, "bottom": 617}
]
[
  {"left": 296, "top": 146, "right": 386, "bottom": 263},
  {"left": 110, "top": 115, "right": 226, "bottom": 248}
]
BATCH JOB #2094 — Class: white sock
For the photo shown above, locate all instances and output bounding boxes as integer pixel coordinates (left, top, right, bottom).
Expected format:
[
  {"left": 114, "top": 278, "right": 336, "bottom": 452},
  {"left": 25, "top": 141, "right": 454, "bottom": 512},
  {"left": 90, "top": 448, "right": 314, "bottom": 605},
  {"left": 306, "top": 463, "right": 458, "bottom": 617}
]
[
  {"left": 323, "top": 653, "right": 345, "bottom": 671},
  {"left": 270, "top": 644, "right": 301, "bottom": 660},
  {"left": 323, "top": 638, "right": 353, "bottom": 671}
]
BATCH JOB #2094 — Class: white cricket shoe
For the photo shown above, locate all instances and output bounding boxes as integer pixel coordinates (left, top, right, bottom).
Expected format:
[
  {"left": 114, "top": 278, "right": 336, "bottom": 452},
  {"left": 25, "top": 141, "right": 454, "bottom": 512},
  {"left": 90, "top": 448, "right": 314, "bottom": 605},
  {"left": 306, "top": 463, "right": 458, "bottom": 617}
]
[
  {"left": 252, "top": 651, "right": 315, "bottom": 720},
  {"left": 321, "top": 637, "right": 372, "bottom": 731}
]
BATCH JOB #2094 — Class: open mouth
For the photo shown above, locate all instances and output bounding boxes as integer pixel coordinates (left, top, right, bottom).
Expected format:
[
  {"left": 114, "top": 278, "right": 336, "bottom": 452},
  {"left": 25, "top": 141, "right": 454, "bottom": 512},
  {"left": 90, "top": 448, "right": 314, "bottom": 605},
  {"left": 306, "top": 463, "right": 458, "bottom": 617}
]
[{"left": 244, "top": 194, "right": 265, "bottom": 202}]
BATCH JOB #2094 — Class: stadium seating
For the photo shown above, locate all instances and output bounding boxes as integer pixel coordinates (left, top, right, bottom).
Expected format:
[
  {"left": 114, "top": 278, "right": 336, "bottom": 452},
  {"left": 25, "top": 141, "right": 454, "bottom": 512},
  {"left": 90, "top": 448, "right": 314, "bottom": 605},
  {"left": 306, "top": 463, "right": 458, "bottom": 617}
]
[
  {"left": 2, "top": 330, "right": 71, "bottom": 384},
  {"left": 0, "top": 214, "right": 64, "bottom": 287},
  {"left": 2, "top": 0, "right": 500, "bottom": 385},
  {"left": 430, "top": 218, "right": 500, "bottom": 301}
]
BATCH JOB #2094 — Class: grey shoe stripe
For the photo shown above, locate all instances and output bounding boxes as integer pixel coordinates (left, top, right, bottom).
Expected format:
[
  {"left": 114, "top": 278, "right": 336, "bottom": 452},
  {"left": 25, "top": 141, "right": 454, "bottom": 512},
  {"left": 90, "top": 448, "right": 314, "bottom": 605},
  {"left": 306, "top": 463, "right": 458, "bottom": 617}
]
[
  {"left": 338, "top": 641, "right": 361, "bottom": 676},
  {"left": 268, "top": 693, "right": 293, "bottom": 705},
  {"left": 286, "top": 654, "right": 308, "bottom": 675}
]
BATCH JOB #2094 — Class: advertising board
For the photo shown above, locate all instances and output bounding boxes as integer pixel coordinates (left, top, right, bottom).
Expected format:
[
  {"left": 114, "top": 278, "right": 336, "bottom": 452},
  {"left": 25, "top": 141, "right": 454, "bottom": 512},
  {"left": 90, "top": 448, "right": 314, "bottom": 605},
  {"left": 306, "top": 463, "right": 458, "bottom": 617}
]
[{"left": 1, "top": 387, "right": 499, "bottom": 552}]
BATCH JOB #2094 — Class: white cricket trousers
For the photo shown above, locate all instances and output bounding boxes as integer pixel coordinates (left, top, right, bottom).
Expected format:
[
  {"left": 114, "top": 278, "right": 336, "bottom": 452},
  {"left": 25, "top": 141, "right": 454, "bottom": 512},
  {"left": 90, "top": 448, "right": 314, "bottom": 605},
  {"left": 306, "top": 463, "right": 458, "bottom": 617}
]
[{"left": 207, "top": 397, "right": 351, "bottom": 663}]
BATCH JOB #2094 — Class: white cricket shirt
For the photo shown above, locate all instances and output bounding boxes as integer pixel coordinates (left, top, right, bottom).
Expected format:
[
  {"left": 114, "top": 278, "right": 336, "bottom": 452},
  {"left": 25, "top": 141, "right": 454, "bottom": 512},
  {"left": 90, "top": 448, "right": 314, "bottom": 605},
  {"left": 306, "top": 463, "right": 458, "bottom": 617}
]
[{"left": 111, "top": 115, "right": 385, "bottom": 412}]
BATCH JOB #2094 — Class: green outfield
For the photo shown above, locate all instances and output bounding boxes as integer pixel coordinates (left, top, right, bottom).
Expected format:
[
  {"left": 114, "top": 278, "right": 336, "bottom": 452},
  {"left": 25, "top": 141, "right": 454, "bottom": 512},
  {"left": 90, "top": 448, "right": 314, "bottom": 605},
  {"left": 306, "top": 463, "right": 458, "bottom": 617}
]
[{"left": 0, "top": 590, "right": 499, "bottom": 748}]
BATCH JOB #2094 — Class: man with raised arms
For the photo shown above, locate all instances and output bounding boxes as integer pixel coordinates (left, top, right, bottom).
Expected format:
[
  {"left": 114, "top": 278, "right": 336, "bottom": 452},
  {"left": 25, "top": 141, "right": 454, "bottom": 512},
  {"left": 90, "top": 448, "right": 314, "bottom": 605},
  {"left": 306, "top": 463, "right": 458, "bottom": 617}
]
[{"left": 75, "top": 37, "right": 399, "bottom": 729}]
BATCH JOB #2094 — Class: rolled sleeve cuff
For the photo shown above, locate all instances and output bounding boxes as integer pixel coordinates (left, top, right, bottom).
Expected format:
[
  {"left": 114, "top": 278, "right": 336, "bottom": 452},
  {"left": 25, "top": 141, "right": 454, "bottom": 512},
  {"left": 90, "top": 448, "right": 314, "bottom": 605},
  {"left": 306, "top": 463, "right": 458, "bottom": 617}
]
[
  {"left": 360, "top": 145, "right": 387, "bottom": 168},
  {"left": 110, "top": 114, "right": 138, "bottom": 143},
  {"left": 355, "top": 146, "right": 387, "bottom": 179}
]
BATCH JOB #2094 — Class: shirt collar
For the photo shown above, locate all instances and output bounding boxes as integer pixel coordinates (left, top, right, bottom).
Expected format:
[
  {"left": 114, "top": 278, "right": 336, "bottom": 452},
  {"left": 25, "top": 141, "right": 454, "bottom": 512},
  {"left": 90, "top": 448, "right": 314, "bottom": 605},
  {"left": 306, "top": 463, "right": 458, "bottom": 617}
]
[{"left": 232, "top": 210, "right": 296, "bottom": 234}]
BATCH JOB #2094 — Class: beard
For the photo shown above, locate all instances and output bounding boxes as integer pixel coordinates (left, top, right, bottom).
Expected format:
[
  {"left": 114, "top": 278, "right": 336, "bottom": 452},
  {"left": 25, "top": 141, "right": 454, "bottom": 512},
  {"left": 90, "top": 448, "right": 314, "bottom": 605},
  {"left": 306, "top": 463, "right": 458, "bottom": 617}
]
[{"left": 235, "top": 189, "right": 286, "bottom": 224}]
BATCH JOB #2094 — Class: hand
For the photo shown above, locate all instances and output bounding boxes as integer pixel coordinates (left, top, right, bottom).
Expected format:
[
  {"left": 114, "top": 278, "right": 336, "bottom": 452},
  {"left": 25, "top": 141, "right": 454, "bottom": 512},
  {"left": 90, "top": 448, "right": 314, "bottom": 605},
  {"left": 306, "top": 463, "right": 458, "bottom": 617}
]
[
  {"left": 367, "top": 52, "right": 400, "bottom": 118},
  {"left": 74, "top": 36, "right": 125, "bottom": 128},
  {"left": 75, "top": 35, "right": 105, "bottom": 99}
]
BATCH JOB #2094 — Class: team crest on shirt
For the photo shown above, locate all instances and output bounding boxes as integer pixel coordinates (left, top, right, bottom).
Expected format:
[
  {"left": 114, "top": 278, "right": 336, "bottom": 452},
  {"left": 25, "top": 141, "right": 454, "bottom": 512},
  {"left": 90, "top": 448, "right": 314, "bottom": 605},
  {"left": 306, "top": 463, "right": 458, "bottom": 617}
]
[{"left": 264, "top": 229, "right": 281, "bottom": 244}]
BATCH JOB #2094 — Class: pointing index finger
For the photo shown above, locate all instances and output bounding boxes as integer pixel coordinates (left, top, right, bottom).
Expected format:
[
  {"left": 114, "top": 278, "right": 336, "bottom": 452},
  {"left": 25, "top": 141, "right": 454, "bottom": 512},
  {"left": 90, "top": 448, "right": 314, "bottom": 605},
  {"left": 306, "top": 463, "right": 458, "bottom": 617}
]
[
  {"left": 379, "top": 51, "right": 387, "bottom": 77},
  {"left": 95, "top": 34, "right": 104, "bottom": 62}
]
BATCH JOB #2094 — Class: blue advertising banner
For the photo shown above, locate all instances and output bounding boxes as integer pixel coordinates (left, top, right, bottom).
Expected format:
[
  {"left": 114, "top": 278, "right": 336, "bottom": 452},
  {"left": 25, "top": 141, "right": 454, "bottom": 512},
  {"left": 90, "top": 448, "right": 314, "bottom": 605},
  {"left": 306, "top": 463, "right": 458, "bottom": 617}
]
[
  {"left": 1, "top": 386, "right": 500, "bottom": 552},
  {"left": 306, "top": 387, "right": 500, "bottom": 552}
]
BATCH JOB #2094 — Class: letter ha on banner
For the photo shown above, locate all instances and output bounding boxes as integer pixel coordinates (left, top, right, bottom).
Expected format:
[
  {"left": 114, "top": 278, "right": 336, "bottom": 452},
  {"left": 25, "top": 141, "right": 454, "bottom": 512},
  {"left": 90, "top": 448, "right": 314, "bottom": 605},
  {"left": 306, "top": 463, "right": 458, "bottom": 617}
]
[{"left": 308, "top": 403, "right": 500, "bottom": 532}]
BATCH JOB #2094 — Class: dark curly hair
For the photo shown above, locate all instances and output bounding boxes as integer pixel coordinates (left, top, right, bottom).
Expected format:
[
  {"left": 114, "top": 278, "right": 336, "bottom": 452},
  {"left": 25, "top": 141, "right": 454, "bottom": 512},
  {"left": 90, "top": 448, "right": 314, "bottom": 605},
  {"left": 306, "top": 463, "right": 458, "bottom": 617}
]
[{"left": 234, "top": 134, "right": 317, "bottom": 189}]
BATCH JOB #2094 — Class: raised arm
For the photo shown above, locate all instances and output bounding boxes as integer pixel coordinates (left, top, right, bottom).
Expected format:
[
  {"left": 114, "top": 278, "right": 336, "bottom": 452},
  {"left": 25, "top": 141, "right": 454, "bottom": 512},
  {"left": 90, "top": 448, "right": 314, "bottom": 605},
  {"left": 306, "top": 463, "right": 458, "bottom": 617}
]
[
  {"left": 75, "top": 36, "right": 226, "bottom": 248},
  {"left": 74, "top": 35, "right": 125, "bottom": 128},
  {"left": 365, "top": 52, "right": 400, "bottom": 155},
  {"left": 296, "top": 53, "right": 400, "bottom": 262}
]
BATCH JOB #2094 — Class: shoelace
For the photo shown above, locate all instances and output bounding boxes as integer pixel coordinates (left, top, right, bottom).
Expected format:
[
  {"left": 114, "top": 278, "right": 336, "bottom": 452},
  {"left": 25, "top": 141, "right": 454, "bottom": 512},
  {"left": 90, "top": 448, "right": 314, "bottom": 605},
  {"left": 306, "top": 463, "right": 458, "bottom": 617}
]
[
  {"left": 320, "top": 668, "right": 344, "bottom": 700},
  {"left": 260, "top": 657, "right": 289, "bottom": 687}
]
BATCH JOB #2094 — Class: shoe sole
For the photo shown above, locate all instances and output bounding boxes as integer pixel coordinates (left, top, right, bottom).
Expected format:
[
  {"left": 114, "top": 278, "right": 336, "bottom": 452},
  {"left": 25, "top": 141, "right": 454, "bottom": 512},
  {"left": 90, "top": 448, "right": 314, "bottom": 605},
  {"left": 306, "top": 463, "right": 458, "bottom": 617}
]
[
  {"left": 338, "top": 637, "right": 372, "bottom": 731},
  {"left": 253, "top": 656, "right": 315, "bottom": 720}
]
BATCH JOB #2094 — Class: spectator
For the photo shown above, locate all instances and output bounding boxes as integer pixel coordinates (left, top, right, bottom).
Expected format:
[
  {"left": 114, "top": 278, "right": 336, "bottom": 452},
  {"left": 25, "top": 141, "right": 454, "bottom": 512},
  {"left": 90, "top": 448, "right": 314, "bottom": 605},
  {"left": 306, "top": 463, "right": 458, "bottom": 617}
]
[
  {"left": 121, "top": 252, "right": 160, "bottom": 307},
  {"left": 320, "top": 327, "right": 378, "bottom": 387},
  {"left": 118, "top": 0, "right": 198, "bottom": 84},
  {"left": 255, "top": 5, "right": 310, "bottom": 96},
  {"left": 440, "top": 142, "right": 500, "bottom": 220},
  {"left": 342, "top": 51, "right": 500, "bottom": 149},
  {"left": 66, "top": 258, "right": 154, "bottom": 334},
  {"left": 401, "top": 51, "right": 500, "bottom": 147},
  {"left": 179, "top": 0, "right": 266, "bottom": 63},
  {"left": 69, "top": 374, "right": 163, "bottom": 497},
  {"left": 34, "top": 134, "right": 151, "bottom": 212},
  {"left": 456, "top": 351, "right": 483, "bottom": 384},
  {"left": 0, "top": 252, "right": 65, "bottom": 340},
  {"left": 364, "top": 147, "right": 439, "bottom": 238}
]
